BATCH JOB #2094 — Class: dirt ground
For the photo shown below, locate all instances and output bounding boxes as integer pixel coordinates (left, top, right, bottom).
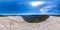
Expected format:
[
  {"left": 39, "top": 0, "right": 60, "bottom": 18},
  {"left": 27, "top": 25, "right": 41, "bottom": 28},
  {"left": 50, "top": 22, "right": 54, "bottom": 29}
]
[{"left": 0, "top": 16, "right": 60, "bottom": 30}]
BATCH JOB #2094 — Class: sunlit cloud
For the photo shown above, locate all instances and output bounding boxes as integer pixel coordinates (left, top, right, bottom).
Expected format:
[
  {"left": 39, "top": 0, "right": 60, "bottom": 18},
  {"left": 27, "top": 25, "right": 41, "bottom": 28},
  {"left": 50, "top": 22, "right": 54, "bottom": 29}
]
[
  {"left": 30, "top": 1, "right": 45, "bottom": 7},
  {"left": 40, "top": 5, "right": 57, "bottom": 14}
]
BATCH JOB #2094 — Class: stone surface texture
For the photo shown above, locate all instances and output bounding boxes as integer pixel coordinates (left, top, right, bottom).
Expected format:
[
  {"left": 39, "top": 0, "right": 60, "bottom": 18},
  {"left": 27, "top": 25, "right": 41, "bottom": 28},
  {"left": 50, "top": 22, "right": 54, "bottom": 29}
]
[{"left": 0, "top": 16, "right": 60, "bottom": 30}]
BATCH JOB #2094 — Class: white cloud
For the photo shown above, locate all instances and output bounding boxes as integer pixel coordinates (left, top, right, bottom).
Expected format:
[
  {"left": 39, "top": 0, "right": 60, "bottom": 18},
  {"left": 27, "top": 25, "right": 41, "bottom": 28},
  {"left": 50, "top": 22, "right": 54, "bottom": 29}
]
[{"left": 30, "top": 1, "right": 45, "bottom": 7}]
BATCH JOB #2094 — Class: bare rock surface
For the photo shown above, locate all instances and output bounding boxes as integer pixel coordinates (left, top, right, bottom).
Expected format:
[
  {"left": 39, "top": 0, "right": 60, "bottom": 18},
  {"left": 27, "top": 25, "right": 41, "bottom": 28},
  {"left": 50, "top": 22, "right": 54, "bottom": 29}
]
[{"left": 0, "top": 16, "right": 60, "bottom": 30}]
